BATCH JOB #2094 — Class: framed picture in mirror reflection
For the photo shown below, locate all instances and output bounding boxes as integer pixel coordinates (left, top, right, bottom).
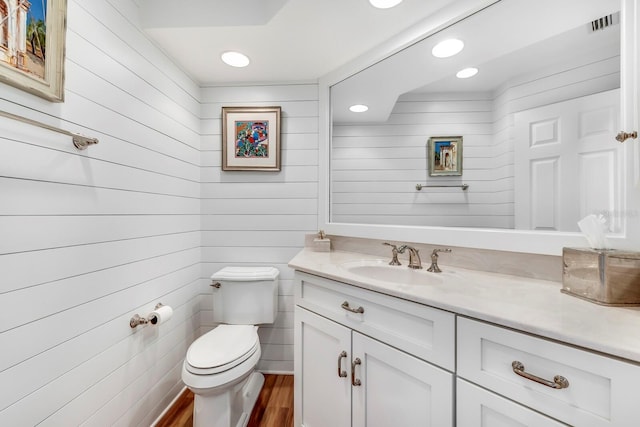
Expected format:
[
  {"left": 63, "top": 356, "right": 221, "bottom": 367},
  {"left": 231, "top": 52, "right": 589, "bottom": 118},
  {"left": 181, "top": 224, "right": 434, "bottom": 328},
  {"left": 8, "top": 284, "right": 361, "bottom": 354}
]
[{"left": 428, "top": 136, "right": 463, "bottom": 176}]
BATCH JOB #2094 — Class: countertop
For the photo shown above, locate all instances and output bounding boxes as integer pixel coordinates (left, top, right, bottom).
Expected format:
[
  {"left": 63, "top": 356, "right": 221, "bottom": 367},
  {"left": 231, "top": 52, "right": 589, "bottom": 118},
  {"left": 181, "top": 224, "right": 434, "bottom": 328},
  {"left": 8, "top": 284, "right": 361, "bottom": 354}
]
[{"left": 289, "top": 248, "right": 640, "bottom": 364}]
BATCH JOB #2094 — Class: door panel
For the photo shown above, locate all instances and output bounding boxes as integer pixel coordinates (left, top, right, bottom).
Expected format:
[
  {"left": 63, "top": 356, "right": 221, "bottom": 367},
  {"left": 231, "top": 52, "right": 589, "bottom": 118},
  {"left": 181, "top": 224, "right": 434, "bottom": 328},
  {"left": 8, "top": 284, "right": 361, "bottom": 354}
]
[
  {"left": 295, "top": 307, "right": 351, "bottom": 427},
  {"left": 351, "top": 332, "right": 453, "bottom": 427},
  {"left": 515, "top": 89, "right": 621, "bottom": 231}
]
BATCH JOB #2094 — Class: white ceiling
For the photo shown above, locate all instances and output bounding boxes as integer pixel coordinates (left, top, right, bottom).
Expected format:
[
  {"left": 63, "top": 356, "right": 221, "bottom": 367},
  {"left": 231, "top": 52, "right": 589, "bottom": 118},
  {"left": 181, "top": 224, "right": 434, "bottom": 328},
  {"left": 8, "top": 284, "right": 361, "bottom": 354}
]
[
  {"left": 137, "top": 0, "right": 456, "bottom": 85},
  {"left": 330, "top": 0, "right": 621, "bottom": 123}
]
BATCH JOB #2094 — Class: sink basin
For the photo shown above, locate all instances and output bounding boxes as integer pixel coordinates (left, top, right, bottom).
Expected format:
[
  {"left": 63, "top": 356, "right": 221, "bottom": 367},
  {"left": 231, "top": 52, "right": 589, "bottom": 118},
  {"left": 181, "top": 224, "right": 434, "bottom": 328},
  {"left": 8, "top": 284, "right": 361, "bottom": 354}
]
[{"left": 339, "top": 259, "right": 444, "bottom": 286}]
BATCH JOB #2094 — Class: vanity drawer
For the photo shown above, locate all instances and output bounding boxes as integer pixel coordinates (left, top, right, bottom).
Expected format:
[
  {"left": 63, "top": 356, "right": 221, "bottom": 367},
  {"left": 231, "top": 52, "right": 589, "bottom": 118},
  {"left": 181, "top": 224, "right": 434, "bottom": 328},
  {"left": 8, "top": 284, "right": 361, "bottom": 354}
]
[
  {"left": 295, "top": 271, "right": 455, "bottom": 371},
  {"left": 457, "top": 317, "right": 640, "bottom": 427},
  {"left": 457, "top": 378, "right": 567, "bottom": 427}
]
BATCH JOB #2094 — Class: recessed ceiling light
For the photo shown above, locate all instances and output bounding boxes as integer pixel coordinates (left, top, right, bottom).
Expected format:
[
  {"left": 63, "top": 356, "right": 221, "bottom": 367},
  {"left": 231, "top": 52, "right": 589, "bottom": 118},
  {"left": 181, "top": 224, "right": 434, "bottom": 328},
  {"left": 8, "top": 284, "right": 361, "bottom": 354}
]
[
  {"left": 221, "top": 51, "right": 250, "bottom": 67},
  {"left": 456, "top": 67, "right": 478, "bottom": 79},
  {"left": 431, "top": 39, "right": 464, "bottom": 58},
  {"left": 349, "top": 104, "right": 369, "bottom": 113},
  {"left": 369, "top": 0, "right": 403, "bottom": 8}
]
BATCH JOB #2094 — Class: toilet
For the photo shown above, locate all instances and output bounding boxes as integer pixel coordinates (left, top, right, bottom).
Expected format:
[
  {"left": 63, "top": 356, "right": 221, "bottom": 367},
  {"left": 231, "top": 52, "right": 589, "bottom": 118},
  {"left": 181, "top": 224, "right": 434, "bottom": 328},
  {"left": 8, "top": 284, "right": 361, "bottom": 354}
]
[{"left": 181, "top": 266, "right": 280, "bottom": 427}]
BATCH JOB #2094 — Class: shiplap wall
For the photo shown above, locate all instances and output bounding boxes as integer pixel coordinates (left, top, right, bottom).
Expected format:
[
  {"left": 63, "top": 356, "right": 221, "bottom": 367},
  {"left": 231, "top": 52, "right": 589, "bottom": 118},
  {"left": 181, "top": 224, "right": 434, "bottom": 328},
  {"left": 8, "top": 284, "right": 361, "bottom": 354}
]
[
  {"left": 0, "top": 0, "right": 203, "bottom": 425},
  {"left": 200, "top": 84, "right": 319, "bottom": 374},
  {"left": 331, "top": 53, "right": 620, "bottom": 229},
  {"left": 332, "top": 92, "right": 507, "bottom": 228}
]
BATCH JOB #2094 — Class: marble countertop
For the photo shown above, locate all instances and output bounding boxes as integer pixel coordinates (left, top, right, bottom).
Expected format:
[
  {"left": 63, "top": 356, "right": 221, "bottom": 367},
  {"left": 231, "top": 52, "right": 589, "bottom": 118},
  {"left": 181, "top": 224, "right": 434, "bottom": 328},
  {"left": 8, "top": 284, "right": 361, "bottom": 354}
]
[{"left": 289, "top": 248, "right": 640, "bottom": 364}]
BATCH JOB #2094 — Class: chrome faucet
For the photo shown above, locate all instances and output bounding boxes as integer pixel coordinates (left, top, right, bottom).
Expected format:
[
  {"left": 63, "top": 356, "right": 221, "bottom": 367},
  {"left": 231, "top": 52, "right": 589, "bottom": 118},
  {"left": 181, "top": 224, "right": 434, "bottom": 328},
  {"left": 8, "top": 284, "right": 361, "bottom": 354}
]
[
  {"left": 427, "top": 248, "right": 452, "bottom": 273},
  {"left": 382, "top": 242, "right": 402, "bottom": 265},
  {"left": 397, "top": 245, "right": 422, "bottom": 269}
]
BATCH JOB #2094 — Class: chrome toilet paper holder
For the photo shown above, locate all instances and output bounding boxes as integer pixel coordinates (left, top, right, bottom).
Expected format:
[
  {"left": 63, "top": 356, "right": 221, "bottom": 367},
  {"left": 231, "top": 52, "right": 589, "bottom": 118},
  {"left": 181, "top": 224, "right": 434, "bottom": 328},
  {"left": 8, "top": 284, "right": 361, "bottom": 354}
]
[{"left": 129, "top": 303, "right": 165, "bottom": 328}]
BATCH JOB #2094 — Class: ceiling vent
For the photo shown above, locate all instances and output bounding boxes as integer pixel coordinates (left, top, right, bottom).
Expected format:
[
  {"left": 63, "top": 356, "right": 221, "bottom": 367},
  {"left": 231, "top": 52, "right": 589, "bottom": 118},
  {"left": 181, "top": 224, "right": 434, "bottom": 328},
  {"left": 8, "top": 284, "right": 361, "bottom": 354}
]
[{"left": 590, "top": 12, "right": 620, "bottom": 32}]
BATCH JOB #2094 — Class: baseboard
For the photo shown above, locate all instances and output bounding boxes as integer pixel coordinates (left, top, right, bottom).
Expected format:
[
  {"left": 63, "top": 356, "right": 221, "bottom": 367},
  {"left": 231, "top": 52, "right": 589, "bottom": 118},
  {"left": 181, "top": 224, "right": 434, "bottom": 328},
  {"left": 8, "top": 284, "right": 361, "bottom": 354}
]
[
  {"left": 150, "top": 386, "right": 188, "bottom": 427},
  {"left": 258, "top": 369, "right": 294, "bottom": 375}
]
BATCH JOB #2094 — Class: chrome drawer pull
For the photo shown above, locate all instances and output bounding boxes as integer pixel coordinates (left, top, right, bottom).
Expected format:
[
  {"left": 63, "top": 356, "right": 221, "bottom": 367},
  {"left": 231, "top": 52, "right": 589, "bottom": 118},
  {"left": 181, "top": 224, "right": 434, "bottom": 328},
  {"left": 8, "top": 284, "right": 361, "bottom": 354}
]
[
  {"left": 351, "top": 358, "right": 362, "bottom": 386},
  {"left": 511, "top": 361, "right": 569, "bottom": 389},
  {"left": 341, "top": 301, "right": 364, "bottom": 314},
  {"left": 338, "top": 351, "right": 348, "bottom": 378}
]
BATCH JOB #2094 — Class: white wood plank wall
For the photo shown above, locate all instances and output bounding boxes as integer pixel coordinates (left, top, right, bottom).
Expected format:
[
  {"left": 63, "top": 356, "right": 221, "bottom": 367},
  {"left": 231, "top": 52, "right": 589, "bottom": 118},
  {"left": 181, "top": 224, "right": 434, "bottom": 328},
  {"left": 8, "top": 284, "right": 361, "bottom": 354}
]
[
  {"left": 332, "top": 92, "right": 503, "bottom": 228},
  {"left": 331, "top": 52, "right": 619, "bottom": 229},
  {"left": 200, "top": 83, "right": 319, "bottom": 374},
  {"left": 0, "top": 1, "right": 202, "bottom": 426}
]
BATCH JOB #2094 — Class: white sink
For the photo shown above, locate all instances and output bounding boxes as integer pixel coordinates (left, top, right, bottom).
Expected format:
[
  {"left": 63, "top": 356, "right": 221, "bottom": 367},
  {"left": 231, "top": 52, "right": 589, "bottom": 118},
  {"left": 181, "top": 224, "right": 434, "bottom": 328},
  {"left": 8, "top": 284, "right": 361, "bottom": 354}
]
[{"left": 339, "top": 259, "right": 444, "bottom": 286}]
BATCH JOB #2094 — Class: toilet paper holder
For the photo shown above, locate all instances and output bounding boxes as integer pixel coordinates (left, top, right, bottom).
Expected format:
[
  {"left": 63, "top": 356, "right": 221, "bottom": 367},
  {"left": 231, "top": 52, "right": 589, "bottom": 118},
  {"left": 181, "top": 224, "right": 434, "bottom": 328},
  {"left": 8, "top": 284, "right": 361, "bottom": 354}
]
[{"left": 129, "top": 303, "right": 166, "bottom": 328}]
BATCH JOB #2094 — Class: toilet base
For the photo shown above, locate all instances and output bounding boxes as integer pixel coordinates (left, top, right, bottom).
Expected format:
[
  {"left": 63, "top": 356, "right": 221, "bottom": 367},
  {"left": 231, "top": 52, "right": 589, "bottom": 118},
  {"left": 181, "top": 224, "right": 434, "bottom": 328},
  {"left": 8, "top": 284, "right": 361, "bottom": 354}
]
[{"left": 193, "top": 371, "right": 265, "bottom": 427}]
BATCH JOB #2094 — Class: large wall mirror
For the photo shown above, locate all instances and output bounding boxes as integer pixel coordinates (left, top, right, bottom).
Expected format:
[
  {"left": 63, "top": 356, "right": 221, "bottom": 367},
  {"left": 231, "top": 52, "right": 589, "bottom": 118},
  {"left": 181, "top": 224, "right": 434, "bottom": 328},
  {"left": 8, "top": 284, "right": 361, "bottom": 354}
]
[{"left": 322, "top": 0, "right": 640, "bottom": 255}]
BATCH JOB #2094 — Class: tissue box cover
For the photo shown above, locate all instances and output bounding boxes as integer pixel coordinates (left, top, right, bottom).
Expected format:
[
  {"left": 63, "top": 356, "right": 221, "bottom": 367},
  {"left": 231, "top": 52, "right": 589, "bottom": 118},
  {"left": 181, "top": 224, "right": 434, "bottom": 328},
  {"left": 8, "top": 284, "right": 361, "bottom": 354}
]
[{"left": 562, "top": 247, "right": 640, "bottom": 306}]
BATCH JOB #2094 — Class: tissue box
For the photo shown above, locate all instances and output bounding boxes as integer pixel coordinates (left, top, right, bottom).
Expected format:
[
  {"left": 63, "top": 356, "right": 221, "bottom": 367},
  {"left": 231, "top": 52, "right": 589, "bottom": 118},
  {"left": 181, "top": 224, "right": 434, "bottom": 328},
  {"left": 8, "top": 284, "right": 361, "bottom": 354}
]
[{"left": 562, "top": 247, "right": 640, "bottom": 306}]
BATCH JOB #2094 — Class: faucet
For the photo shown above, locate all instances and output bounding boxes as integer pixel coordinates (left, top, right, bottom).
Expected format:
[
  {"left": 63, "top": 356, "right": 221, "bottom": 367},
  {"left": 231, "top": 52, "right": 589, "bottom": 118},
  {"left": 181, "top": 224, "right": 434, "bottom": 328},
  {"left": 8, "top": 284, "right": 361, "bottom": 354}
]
[
  {"left": 382, "top": 242, "right": 402, "bottom": 266},
  {"left": 397, "top": 245, "right": 422, "bottom": 269},
  {"left": 427, "top": 248, "right": 452, "bottom": 273}
]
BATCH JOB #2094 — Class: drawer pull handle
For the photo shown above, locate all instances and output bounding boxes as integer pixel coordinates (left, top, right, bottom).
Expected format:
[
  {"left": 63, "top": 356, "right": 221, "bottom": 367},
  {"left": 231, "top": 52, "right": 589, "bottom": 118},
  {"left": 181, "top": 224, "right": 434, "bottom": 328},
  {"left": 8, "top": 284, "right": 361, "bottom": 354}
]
[
  {"left": 351, "top": 358, "right": 362, "bottom": 386},
  {"left": 338, "top": 351, "right": 348, "bottom": 378},
  {"left": 341, "top": 301, "right": 364, "bottom": 314},
  {"left": 511, "top": 361, "right": 570, "bottom": 389}
]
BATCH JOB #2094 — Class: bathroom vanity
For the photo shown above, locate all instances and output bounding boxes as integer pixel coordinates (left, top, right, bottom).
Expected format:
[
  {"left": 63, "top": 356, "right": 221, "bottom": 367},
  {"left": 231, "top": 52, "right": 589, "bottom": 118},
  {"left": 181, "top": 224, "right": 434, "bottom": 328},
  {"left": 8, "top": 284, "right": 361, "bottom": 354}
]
[{"left": 290, "top": 248, "right": 640, "bottom": 427}]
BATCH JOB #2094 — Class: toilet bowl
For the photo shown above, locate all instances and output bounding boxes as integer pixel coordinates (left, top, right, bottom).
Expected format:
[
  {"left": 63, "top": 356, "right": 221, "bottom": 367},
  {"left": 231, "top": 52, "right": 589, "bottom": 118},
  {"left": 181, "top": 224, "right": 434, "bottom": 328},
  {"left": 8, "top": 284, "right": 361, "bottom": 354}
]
[{"left": 181, "top": 267, "right": 279, "bottom": 427}]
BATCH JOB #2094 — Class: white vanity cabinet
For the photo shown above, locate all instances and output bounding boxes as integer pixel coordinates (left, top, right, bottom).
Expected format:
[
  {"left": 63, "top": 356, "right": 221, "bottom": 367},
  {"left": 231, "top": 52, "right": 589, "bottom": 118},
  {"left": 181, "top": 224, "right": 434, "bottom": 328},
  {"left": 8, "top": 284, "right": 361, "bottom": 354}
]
[
  {"left": 294, "top": 272, "right": 456, "bottom": 427},
  {"left": 293, "top": 266, "right": 640, "bottom": 427}
]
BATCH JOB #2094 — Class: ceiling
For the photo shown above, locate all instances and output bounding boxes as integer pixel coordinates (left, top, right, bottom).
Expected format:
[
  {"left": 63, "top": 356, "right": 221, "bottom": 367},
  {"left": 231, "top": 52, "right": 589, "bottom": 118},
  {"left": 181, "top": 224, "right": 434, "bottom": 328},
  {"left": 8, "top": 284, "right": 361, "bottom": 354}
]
[
  {"left": 330, "top": 0, "right": 621, "bottom": 123},
  {"left": 137, "top": 0, "right": 456, "bottom": 85}
]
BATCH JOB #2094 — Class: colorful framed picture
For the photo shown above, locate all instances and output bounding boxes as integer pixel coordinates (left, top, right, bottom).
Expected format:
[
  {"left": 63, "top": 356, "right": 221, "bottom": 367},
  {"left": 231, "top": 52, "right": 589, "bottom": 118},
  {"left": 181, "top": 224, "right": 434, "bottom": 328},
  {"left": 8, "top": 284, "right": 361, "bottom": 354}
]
[
  {"left": 428, "top": 136, "right": 463, "bottom": 176},
  {"left": 222, "top": 106, "right": 282, "bottom": 171},
  {"left": 0, "top": 0, "right": 67, "bottom": 102}
]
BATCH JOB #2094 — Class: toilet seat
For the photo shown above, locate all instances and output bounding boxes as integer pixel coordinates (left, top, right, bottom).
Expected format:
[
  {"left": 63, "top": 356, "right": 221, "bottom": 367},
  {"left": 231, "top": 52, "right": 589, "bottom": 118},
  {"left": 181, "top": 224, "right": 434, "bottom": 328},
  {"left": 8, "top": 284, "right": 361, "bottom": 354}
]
[{"left": 185, "top": 325, "right": 259, "bottom": 375}]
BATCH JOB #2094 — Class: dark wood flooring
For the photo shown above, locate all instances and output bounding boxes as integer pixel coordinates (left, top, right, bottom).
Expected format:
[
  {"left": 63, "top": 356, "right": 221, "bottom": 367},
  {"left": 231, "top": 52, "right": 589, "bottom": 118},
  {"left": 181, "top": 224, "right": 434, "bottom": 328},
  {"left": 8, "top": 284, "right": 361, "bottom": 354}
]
[{"left": 156, "top": 374, "right": 293, "bottom": 427}]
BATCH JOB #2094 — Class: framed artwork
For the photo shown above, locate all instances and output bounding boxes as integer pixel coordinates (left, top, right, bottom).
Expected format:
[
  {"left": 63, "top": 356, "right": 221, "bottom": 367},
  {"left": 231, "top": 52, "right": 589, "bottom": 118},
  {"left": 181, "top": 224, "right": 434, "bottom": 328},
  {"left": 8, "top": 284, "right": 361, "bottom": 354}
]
[
  {"left": 0, "top": 0, "right": 67, "bottom": 102},
  {"left": 428, "top": 136, "right": 463, "bottom": 176},
  {"left": 222, "top": 106, "right": 282, "bottom": 171}
]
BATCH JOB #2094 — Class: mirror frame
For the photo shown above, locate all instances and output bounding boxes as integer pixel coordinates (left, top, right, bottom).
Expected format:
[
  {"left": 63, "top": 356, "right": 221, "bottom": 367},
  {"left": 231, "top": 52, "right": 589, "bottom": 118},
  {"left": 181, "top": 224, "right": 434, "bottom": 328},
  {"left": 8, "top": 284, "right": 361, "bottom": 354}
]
[{"left": 318, "top": 0, "right": 640, "bottom": 256}]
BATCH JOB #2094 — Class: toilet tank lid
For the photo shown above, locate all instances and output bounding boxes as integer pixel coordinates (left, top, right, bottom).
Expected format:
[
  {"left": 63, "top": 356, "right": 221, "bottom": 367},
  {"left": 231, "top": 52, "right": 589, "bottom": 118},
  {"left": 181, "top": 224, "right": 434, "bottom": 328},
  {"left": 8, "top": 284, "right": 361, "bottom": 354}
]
[{"left": 211, "top": 266, "right": 280, "bottom": 281}]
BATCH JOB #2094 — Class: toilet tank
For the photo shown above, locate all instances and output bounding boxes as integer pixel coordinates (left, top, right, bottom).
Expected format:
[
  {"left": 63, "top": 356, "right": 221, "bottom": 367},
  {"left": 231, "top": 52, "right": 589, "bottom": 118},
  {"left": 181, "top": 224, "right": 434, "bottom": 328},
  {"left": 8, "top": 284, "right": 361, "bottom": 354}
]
[{"left": 210, "top": 266, "right": 280, "bottom": 325}]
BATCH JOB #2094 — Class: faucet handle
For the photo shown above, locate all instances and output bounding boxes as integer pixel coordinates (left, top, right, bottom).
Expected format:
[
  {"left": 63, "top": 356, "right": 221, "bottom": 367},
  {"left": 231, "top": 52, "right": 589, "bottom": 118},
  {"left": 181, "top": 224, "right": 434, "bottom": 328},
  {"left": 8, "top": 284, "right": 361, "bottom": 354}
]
[
  {"left": 432, "top": 248, "right": 452, "bottom": 256},
  {"left": 427, "top": 248, "right": 451, "bottom": 273},
  {"left": 382, "top": 242, "right": 402, "bottom": 266}
]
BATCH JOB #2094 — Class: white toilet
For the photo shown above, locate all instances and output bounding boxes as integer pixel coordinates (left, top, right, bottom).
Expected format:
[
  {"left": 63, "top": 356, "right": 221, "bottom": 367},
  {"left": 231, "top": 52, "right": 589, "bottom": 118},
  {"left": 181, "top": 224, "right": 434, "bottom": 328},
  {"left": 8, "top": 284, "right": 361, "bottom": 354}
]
[{"left": 181, "top": 266, "right": 280, "bottom": 427}]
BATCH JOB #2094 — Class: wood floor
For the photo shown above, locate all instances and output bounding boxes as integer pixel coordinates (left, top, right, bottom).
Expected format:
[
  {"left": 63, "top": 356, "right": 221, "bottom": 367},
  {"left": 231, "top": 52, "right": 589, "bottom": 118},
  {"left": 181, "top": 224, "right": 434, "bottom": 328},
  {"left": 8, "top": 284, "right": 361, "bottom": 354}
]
[{"left": 156, "top": 374, "right": 293, "bottom": 427}]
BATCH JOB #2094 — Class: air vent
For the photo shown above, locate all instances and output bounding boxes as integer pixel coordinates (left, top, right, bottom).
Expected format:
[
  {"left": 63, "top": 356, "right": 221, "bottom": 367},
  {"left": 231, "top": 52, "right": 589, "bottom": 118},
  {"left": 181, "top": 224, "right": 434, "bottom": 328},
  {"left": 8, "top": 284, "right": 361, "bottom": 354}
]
[{"left": 590, "top": 12, "right": 620, "bottom": 32}]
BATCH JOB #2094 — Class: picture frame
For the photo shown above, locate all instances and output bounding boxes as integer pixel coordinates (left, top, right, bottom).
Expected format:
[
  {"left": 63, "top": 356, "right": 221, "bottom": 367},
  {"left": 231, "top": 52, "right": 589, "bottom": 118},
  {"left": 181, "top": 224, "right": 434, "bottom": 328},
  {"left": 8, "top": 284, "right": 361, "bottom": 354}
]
[
  {"left": 428, "top": 136, "right": 463, "bottom": 176},
  {"left": 0, "top": 0, "right": 67, "bottom": 102},
  {"left": 222, "top": 106, "right": 282, "bottom": 171}
]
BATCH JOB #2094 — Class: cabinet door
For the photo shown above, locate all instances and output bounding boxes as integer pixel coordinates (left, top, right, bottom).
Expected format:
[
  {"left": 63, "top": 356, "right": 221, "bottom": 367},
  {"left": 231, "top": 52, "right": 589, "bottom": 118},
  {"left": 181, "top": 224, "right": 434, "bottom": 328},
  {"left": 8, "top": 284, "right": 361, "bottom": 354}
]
[
  {"left": 351, "top": 332, "right": 453, "bottom": 427},
  {"left": 457, "top": 379, "right": 568, "bottom": 427},
  {"left": 294, "top": 307, "right": 351, "bottom": 427}
]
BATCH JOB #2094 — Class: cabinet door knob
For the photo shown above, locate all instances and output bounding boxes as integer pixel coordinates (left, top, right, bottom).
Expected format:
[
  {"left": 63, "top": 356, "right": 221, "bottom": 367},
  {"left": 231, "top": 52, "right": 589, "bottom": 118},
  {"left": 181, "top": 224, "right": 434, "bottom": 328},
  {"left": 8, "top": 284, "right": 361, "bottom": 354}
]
[
  {"left": 511, "top": 361, "right": 569, "bottom": 389},
  {"left": 341, "top": 301, "right": 364, "bottom": 314},
  {"left": 210, "top": 281, "right": 221, "bottom": 288},
  {"left": 337, "top": 351, "right": 348, "bottom": 378},
  {"left": 615, "top": 131, "right": 638, "bottom": 143},
  {"left": 351, "top": 358, "right": 362, "bottom": 386}
]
